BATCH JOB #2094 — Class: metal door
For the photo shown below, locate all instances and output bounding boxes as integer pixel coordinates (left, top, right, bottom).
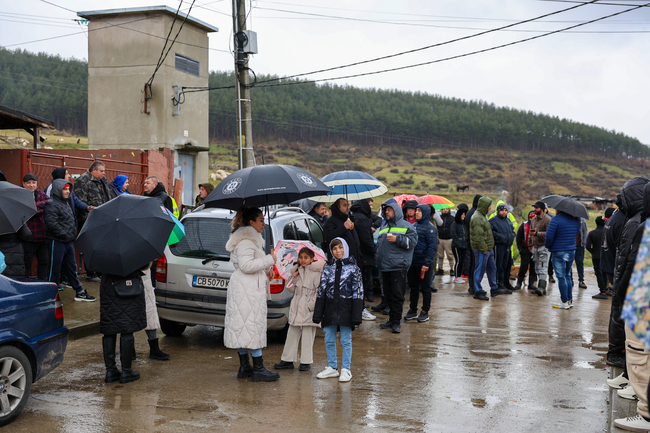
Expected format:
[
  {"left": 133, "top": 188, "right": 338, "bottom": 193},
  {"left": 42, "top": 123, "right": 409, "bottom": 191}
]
[{"left": 178, "top": 153, "right": 195, "bottom": 205}]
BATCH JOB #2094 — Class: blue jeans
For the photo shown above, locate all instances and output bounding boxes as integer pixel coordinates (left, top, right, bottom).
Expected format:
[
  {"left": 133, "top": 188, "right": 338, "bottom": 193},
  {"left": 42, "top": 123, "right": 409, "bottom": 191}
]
[
  {"left": 323, "top": 325, "right": 352, "bottom": 370},
  {"left": 574, "top": 246, "right": 585, "bottom": 283},
  {"left": 551, "top": 250, "right": 575, "bottom": 303},
  {"left": 238, "top": 348, "right": 262, "bottom": 357},
  {"left": 472, "top": 250, "right": 498, "bottom": 293}
]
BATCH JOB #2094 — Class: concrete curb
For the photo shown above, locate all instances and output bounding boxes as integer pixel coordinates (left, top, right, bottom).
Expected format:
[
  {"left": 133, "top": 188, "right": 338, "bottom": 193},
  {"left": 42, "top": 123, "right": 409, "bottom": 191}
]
[{"left": 68, "top": 321, "right": 101, "bottom": 341}]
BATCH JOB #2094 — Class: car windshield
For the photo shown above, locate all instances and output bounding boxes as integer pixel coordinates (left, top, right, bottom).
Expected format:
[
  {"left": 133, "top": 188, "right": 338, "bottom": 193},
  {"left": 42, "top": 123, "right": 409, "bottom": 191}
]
[{"left": 170, "top": 217, "right": 232, "bottom": 259}]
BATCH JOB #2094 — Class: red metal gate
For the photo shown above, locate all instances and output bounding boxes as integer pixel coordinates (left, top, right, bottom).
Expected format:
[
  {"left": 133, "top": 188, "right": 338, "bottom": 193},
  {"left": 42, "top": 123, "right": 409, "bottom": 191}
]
[{"left": 27, "top": 151, "right": 149, "bottom": 195}]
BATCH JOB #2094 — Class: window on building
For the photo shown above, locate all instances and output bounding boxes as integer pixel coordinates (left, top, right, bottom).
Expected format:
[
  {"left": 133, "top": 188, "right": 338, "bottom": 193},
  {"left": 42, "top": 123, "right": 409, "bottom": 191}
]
[{"left": 175, "top": 54, "right": 200, "bottom": 77}]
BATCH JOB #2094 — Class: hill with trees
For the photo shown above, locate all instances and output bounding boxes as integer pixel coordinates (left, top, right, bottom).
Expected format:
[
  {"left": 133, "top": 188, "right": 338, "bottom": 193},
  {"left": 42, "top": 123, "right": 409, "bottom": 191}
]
[{"left": 1, "top": 48, "right": 648, "bottom": 158}]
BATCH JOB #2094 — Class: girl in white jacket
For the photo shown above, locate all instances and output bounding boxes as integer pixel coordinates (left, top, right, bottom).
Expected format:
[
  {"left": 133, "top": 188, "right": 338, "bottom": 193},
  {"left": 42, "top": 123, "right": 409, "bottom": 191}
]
[{"left": 274, "top": 248, "right": 325, "bottom": 371}]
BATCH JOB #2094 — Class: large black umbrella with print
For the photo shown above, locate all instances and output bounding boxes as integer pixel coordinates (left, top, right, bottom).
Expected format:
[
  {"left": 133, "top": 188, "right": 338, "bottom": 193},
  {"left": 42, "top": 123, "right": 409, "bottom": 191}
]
[
  {"left": 203, "top": 165, "right": 331, "bottom": 211},
  {"left": 76, "top": 195, "right": 175, "bottom": 276}
]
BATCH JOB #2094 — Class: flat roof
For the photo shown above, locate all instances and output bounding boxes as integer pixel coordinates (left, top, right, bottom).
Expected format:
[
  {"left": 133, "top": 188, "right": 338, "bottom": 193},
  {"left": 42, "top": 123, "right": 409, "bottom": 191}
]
[{"left": 78, "top": 5, "right": 219, "bottom": 33}]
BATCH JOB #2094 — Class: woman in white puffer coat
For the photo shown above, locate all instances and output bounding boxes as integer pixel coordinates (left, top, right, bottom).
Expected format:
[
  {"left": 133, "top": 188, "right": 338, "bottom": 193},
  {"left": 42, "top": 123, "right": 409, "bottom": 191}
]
[{"left": 225, "top": 206, "right": 279, "bottom": 382}]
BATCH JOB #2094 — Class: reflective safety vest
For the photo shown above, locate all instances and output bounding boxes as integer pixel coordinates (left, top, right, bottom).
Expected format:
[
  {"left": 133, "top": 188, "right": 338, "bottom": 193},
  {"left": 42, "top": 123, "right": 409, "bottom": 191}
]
[{"left": 171, "top": 197, "right": 180, "bottom": 219}]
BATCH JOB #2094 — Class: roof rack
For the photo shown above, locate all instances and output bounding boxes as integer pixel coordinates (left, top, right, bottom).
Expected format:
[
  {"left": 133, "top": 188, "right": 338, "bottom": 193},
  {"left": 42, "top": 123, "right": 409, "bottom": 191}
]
[{"left": 270, "top": 206, "right": 306, "bottom": 219}]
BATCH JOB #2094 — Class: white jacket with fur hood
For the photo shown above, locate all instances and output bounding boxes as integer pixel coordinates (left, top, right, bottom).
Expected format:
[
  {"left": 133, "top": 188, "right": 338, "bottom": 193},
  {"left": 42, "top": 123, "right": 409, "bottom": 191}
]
[{"left": 224, "top": 226, "right": 276, "bottom": 350}]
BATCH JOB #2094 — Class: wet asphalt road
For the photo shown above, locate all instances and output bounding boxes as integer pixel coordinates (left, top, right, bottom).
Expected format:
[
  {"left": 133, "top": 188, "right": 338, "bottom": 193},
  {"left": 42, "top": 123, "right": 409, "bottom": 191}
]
[{"left": 7, "top": 271, "right": 622, "bottom": 432}]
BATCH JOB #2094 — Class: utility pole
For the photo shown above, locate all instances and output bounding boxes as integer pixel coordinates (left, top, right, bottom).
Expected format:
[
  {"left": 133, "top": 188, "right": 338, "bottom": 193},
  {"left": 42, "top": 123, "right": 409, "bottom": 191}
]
[{"left": 232, "top": 0, "right": 255, "bottom": 169}]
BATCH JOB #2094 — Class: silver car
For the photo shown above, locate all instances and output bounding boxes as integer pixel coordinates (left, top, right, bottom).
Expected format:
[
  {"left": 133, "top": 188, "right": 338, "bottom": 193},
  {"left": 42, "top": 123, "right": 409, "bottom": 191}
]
[{"left": 154, "top": 207, "right": 325, "bottom": 337}]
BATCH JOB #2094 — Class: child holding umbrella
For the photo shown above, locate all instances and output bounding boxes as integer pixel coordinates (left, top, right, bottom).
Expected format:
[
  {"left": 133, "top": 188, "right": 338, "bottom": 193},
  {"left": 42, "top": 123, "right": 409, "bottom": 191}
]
[{"left": 274, "top": 247, "right": 326, "bottom": 371}]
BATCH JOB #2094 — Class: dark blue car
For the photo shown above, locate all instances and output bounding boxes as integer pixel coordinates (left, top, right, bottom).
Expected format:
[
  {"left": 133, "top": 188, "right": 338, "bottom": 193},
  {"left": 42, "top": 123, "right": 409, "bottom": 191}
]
[{"left": 0, "top": 275, "right": 68, "bottom": 426}]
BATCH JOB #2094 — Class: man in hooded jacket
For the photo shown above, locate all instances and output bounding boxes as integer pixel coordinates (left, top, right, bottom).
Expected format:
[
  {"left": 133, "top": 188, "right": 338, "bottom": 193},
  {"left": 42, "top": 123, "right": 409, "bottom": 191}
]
[
  {"left": 375, "top": 201, "right": 418, "bottom": 333},
  {"left": 44, "top": 179, "right": 95, "bottom": 302},
  {"left": 490, "top": 203, "right": 516, "bottom": 291},
  {"left": 323, "top": 198, "right": 361, "bottom": 263},
  {"left": 613, "top": 182, "right": 650, "bottom": 432},
  {"left": 608, "top": 176, "right": 649, "bottom": 368},
  {"left": 470, "top": 196, "right": 505, "bottom": 300},
  {"left": 404, "top": 204, "right": 437, "bottom": 323},
  {"left": 465, "top": 195, "right": 482, "bottom": 292},
  {"left": 350, "top": 199, "right": 377, "bottom": 303}
]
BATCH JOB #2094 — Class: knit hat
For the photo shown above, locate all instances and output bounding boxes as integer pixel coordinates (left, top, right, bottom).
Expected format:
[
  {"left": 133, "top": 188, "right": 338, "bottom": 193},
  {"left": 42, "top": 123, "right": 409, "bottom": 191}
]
[
  {"left": 402, "top": 199, "right": 418, "bottom": 210},
  {"left": 595, "top": 216, "right": 605, "bottom": 227},
  {"left": 497, "top": 203, "right": 508, "bottom": 213},
  {"left": 51, "top": 167, "right": 67, "bottom": 180}
]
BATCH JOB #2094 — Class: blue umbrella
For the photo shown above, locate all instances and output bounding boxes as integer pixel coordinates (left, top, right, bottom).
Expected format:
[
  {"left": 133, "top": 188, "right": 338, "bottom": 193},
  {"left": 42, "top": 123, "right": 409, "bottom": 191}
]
[{"left": 309, "top": 170, "right": 388, "bottom": 203}]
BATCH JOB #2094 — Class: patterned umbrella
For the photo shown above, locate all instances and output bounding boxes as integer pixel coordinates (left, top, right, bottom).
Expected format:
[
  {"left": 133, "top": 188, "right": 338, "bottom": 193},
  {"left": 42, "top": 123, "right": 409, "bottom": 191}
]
[
  {"left": 416, "top": 194, "right": 455, "bottom": 210},
  {"left": 309, "top": 170, "right": 387, "bottom": 203},
  {"left": 274, "top": 240, "right": 326, "bottom": 281},
  {"left": 622, "top": 219, "right": 650, "bottom": 349},
  {"left": 165, "top": 210, "right": 185, "bottom": 245},
  {"left": 392, "top": 194, "right": 418, "bottom": 208}
]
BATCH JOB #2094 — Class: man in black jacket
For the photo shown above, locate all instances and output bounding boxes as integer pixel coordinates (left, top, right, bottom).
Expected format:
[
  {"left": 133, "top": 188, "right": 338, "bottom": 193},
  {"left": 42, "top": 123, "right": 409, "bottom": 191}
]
[
  {"left": 44, "top": 179, "right": 95, "bottom": 302},
  {"left": 587, "top": 216, "right": 607, "bottom": 299},
  {"left": 608, "top": 176, "right": 649, "bottom": 369},
  {"left": 601, "top": 203, "right": 622, "bottom": 295},
  {"left": 489, "top": 203, "right": 516, "bottom": 292},
  {"left": 350, "top": 199, "right": 376, "bottom": 303},
  {"left": 323, "top": 198, "right": 361, "bottom": 263},
  {"left": 436, "top": 207, "right": 455, "bottom": 276},
  {"left": 143, "top": 176, "right": 174, "bottom": 213},
  {"left": 465, "top": 195, "right": 482, "bottom": 292}
]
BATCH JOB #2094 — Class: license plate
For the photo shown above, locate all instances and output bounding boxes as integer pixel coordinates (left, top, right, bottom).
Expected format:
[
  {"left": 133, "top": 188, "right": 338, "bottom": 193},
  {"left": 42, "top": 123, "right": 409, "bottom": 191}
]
[{"left": 192, "top": 276, "right": 229, "bottom": 288}]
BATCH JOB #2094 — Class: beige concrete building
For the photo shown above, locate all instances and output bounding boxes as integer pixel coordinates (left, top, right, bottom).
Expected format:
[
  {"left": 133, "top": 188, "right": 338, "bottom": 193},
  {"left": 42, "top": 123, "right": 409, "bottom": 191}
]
[{"left": 78, "top": 6, "right": 218, "bottom": 205}]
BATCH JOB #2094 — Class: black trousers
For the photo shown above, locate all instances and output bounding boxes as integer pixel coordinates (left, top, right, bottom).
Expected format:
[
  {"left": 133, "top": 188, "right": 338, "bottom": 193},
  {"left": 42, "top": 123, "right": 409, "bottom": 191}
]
[
  {"left": 381, "top": 270, "right": 407, "bottom": 324},
  {"left": 453, "top": 247, "right": 467, "bottom": 278},
  {"left": 23, "top": 240, "right": 50, "bottom": 281},
  {"left": 494, "top": 244, "right": 511, "bottom": 284},
  {"left": 593, "top": 258, "right": 607, "bottom": 293},
  {"left": 609, "top": 275, "right": 627, "bottom": 356},
  {"left": 468, "top": 247, "right": 476, "bottom": 289},
  {"left": 361, "top": 265, "right": 373, "bottom": 300},
  {"left": 407, "top": 264, "right": 432, "bottom": 312},
  {"left": 517, "top": 250, "right": 537, "bottom": 283}
]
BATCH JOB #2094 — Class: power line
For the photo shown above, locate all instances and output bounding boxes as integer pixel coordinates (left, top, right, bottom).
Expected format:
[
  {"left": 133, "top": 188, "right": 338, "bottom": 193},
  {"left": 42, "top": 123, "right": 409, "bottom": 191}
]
[
  {"left": 249, "top": 0, "right": 600, "bottom": 86},
  {"left": 148, "top": 0, "right": 185, "bottom": 87},
  {"left": 248, "top": 0, "right": 650, "bottom": 89}
]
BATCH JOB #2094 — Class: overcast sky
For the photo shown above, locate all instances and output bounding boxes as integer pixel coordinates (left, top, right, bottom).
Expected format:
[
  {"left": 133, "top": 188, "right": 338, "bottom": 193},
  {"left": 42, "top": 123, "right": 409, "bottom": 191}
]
[{"left": 2, "top": 0, "right": 649, "bottom": 144}]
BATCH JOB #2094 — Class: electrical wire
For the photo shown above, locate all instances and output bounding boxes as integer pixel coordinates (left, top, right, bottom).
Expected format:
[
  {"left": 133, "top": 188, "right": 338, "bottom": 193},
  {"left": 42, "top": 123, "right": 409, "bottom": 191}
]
[
  {"left": 148, "top": 0, "right": 184, "bottom": 86},
  {"left": 250, "top": 0, "right": 601, "bottom": 86}
]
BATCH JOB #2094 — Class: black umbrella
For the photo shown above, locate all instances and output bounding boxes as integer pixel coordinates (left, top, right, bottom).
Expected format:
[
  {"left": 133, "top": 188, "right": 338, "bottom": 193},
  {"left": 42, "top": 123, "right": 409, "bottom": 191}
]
[
  {"left": 203, "top": 165, "right": 331, "bottom": 211},
  {"left": 76, "top": 195, "right": 175, "bottom": 277},
  {"left": 541, "top": 195, "right": 589, "bottom": 219},
  {"left": 0, "top": 182, "right": 37, "bottom": 235},
  {"left": 290, "top": 198, "right": 318, "bottom": 214}
]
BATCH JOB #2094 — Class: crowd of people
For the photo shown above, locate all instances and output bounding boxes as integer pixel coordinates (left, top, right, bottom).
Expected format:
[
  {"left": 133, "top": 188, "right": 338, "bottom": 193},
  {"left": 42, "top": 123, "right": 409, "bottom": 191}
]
[
  {"left": 0, "top": 162, "right": 180, "bottom": 385},
  {"left": 5, "top": 164, "right": 650, "bottom": 430}
]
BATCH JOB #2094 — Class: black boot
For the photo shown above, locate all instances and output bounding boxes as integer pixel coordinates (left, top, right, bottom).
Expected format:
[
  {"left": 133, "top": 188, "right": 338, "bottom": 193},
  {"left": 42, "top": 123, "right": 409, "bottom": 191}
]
[
  {"left": 237, "top": 353, "right": 253, "bottom": 378},
  {"left": 505, "top": 280, "right": 516, "bottom": 291},
  {"left": 513, "top": 277, "right": 523, "bottom": 291},
  {"left": 534, "top": 279, "right": 547, "bottom": 296},
  {"left": 148, "top": 338, "right": 170, "bottom": 360},
  {"left": 119, "top": 334, "right": 140, "bottom": 384},
  {"left": 102, "top": 335, "right": 121, "bottom": 383},
  {"left": 251, "top": 356, "right": 280, "bottom": 382}
]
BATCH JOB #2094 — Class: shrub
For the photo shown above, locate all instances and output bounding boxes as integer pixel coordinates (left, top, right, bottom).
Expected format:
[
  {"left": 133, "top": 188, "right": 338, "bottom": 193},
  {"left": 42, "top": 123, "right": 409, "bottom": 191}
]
[
  {"left": 390, "top": 168, "right": 399, "bottom": 174},
  {"left": 435, "top": 183, "right": 448, "bottom": 189},
  {"left": 402, "top": 178, "right": 414, "bottom": 185}
]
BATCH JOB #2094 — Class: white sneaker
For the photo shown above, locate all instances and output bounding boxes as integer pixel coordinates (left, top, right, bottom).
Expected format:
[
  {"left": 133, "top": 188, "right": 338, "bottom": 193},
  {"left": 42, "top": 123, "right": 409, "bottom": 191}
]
[
  {"left": 454, "top": 277, "right": 465, "bottom": 284},
  {"left": 362, "top": 308, "right": 376, "bottom": 321},
  {"left": 552, "top": 302, "right": 570, "bottom": 309},
  {"left": 607, "top": 372, "right": 630, "bottom": 389},
  {"left": 614, "top": 414, "right": 650, "bottom": 431},
  {"left": 568, "top": 300, "right": 573, "bottom": 308},
  {"left": 339, "top": 368, "right": 352, "bottom": 382},
  {"left": 317, "top": 366, "right": 339, "bottom": 379},
  {"left": 617, "top": 385, "right": 638, "bottom": 400}
]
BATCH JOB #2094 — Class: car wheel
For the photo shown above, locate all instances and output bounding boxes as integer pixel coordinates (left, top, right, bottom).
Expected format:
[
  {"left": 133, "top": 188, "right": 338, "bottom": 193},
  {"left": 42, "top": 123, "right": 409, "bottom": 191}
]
[
  {"left": 160, "top": 319, "right": 186, "bottom": 337},
  {"left": 0, "top": 346, "right": 33, "bottom": 427}
]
